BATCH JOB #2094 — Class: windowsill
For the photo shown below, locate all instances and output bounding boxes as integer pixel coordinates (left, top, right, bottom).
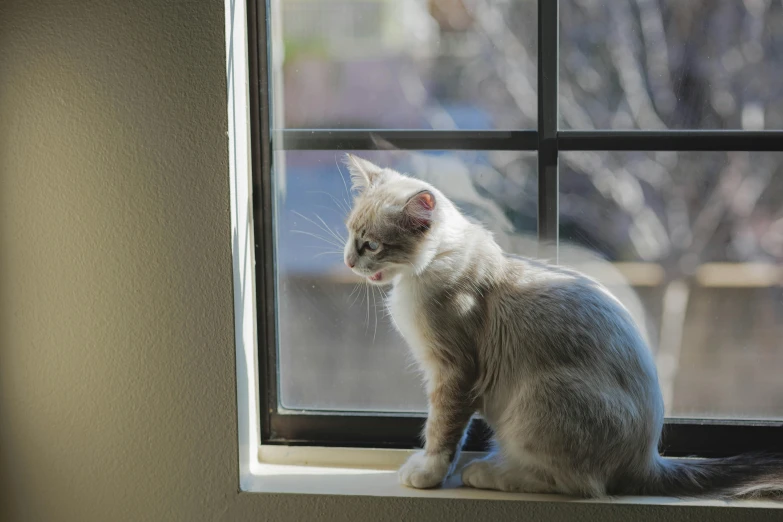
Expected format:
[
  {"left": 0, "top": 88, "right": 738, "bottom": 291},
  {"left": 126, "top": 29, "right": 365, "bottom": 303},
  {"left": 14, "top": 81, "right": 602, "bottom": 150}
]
[{"left": 242, "top": 446, "right": 783, "bottom": 509}]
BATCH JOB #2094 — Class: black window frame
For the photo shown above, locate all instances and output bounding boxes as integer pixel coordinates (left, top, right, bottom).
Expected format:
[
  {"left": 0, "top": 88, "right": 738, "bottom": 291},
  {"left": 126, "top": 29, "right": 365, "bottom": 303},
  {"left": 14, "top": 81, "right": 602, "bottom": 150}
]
[{"left": 250, "top": 0, "right": 783, "bottom": 457}]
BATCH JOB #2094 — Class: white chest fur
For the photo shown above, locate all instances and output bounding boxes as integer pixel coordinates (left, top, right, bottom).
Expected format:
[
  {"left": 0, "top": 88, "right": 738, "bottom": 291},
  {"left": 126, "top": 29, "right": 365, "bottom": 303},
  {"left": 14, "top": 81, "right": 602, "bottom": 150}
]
[{"left": 387, "top": 279, "right": 431, "bottom": 367}]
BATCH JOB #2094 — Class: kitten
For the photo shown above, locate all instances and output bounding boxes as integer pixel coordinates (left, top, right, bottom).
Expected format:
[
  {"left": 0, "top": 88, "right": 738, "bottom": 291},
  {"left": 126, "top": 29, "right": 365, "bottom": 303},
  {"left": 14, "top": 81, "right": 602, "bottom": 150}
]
[{"left": 341, "top": 154, "right": 783, "bottom": 498}]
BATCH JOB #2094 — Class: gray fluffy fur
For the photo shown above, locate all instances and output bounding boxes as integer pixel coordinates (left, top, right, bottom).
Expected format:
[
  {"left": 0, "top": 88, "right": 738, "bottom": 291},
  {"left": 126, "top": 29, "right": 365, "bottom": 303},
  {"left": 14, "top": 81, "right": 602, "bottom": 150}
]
[{"left": 342, "top": 154, "right": 783, "bottom": 498}]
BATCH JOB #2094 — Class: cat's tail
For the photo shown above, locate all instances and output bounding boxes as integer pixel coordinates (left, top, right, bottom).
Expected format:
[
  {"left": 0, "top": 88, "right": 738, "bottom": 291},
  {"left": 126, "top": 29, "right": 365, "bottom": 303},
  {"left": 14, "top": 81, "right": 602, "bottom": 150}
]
[{"left": 632, "top": 454, "right": 783, "bottom": 498}]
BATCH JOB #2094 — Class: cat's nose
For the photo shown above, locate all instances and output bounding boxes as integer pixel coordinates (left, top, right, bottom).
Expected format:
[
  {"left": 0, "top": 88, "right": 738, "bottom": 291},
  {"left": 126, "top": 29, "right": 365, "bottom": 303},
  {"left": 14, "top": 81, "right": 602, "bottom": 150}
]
[{"left": 345, "top": 257, "right": 355, "bottom": 268}]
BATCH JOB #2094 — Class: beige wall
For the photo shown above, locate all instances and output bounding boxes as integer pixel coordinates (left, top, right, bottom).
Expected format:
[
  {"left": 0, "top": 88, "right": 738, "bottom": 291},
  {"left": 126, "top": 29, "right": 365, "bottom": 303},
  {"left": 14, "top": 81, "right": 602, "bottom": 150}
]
[
  {"left": 0, "top": 0, "right": 780, "bottom": 521},
  {"left": 0, "top": 0, "right": 237, "bottom": 519}
]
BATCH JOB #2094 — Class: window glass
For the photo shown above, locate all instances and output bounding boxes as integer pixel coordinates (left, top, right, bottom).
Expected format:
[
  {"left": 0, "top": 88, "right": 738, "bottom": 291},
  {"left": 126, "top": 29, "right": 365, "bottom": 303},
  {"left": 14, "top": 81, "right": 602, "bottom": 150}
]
[
  {"left": 267, "top": 0, "right": 783, "bottom": 422},
  {"left": 560, "top": 0, "right": 783, "bottom": 129},
  {"left": 271, "top": 0, "right": 537, "bottom": 130},
  {"left": 562, "top": 151, "right": 783, "bottom": 419}
]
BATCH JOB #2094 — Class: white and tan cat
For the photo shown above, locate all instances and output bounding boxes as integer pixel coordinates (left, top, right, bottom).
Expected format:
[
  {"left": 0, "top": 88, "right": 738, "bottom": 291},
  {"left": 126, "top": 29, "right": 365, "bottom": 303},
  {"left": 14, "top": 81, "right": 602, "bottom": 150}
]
[{"left": 341, "top": 154, "right": 783, "bottom": 498}]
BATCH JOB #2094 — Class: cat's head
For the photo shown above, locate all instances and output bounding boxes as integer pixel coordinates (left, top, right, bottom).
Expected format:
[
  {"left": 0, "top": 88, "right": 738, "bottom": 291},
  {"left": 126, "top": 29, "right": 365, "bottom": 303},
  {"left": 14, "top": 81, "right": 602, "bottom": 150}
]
[{"left": 342, "top": 154, "right": 439, "bottom": 285}]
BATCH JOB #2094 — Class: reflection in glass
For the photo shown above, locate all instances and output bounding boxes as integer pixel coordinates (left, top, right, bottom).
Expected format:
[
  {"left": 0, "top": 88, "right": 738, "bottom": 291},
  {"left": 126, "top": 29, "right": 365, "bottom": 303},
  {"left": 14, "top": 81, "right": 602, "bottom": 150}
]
[
  {"left": 271, "top": 0, "right": 537, "bottom": 130},
  {"left": 562, "top": 151, "right": 783, "bottom": 419},
  {"left": 560, "top": 0, "right": 783, "bottom": 130}
]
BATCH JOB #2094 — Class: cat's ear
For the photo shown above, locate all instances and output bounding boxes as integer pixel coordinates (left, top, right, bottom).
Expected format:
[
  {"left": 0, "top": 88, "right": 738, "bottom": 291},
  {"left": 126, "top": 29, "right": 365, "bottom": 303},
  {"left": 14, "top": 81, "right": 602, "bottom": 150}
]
[
  {"left": 402, "top": 190, "right": 436, "bottom": 231},
  {"left": 345, "top": 154, "right": 383, "bottom": 192}
]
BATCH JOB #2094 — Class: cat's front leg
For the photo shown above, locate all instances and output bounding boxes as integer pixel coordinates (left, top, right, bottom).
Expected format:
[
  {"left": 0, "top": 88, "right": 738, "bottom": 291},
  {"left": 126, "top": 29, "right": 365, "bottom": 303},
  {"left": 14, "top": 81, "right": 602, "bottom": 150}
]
[{"left": 399, "top": 370, "right": 473, "bottom": 489}]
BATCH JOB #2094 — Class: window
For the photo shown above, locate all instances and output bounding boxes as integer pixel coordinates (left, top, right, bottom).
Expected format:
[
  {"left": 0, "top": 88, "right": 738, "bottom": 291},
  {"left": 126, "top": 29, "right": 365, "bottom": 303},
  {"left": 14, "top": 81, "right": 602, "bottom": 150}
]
[{"left": 251, "top": 0, "right": 783, "bottom": 456}]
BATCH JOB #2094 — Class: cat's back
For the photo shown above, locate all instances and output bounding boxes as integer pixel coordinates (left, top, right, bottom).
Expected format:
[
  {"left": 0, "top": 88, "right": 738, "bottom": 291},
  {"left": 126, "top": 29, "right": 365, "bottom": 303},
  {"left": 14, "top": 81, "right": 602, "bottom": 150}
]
[
  {"left": 496, "top": 255, "right": 634, "bottom": 325},
  {"left": 484, "top": 256, "right": 654, "bottom": 375}
]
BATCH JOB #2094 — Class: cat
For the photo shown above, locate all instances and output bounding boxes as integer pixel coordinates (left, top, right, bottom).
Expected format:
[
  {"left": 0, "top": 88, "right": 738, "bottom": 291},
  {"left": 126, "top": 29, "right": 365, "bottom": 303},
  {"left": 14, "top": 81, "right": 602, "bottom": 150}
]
[{"left": 341, "top": 153, "right": 783, "bottom": 498}]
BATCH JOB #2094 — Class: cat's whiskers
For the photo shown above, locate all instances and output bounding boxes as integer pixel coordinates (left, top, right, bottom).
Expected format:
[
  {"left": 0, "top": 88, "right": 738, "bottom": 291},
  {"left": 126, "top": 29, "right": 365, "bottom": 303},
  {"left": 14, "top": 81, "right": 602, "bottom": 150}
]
[
  {"left": 291, "top": 210, "right": 346, "bottom": 247},
  {"left": 402, "top": 354, "right": 423, "bottom": 375},
  {"left": 311, "top": 250, "right": 343, "bottom": 259},
  {"left": 307, "top": 190, "right": 350, "bottom": 215},
  {"left": 371, "top": 284, "right": 379, "bottom": 344},
  {"left": 290, "top": 229, "right": 343, "bottom": 249},
  {"left": 300, "top": 245, "right": 344, "bottom": 259},
  {"left": 334, "top": 154, "right": 353, "bottom": 210},
  {"left": 313, "top": 212, "right": 346, "bottom": 245},
  {"left": 364, "top": 283, "right": 370, "bottom": 335},
  {"left": 312, "top": 203, "right": 348, "bottom": 220},
  {"left": 347, "top": 281, "right": 363, "bottom": 308}
]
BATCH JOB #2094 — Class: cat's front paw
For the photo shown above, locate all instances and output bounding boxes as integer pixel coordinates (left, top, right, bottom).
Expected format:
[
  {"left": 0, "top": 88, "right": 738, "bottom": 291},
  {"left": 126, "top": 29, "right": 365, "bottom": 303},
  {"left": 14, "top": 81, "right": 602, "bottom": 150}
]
[{"left": 398, "top": 450, "right": 450, "bottom": 489}]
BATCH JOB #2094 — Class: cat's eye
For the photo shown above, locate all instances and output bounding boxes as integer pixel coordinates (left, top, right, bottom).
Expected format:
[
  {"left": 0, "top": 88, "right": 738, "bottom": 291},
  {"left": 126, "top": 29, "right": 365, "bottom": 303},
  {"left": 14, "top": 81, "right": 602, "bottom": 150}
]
[{"left": 364, "top": 240, "right": 380, "bottom": 252}]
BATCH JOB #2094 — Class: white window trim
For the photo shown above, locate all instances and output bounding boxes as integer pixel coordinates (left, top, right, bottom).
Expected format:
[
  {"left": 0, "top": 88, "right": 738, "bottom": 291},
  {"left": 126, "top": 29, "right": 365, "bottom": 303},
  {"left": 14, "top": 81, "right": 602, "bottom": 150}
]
[{"left": 226, "top": 0, "right": 781, "bottom": 511}]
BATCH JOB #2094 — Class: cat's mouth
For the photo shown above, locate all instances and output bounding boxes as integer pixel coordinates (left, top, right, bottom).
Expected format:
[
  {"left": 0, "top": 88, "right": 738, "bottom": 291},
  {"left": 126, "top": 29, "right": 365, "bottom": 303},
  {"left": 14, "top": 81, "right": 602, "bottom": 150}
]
[{"left": 368, "top": 271, "right": 383, "bottom": 282}]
